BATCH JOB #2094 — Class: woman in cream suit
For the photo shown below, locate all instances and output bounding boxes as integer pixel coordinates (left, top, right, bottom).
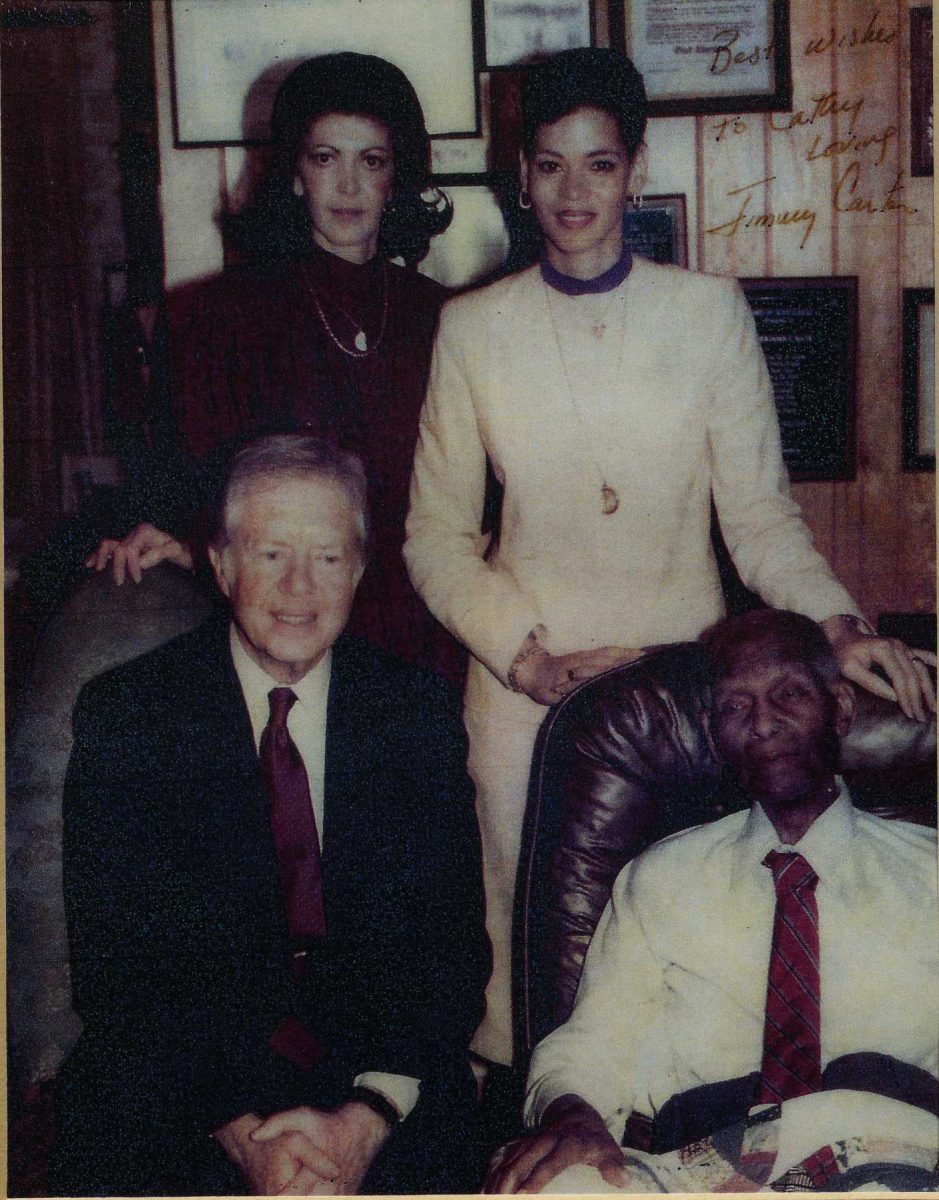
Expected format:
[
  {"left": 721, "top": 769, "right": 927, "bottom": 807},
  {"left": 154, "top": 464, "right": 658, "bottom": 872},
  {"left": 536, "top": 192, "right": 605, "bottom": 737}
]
[{"left": 404, "top": 49, "right": 935, "bottom": 1070}]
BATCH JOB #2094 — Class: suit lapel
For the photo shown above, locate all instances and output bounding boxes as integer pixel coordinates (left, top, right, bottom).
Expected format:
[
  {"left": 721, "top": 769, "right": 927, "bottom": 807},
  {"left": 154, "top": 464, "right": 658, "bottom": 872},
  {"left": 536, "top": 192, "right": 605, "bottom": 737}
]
[{"left": 321, "top": 637, "right": 385, "bottom": 873}]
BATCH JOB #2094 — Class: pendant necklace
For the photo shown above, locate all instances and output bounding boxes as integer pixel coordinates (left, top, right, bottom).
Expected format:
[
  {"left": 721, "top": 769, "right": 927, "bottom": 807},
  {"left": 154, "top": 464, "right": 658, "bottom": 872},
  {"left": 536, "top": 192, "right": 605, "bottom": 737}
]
[
  {"left": 542, "top": 277, "right": 629, "bottom": 516},
  {"left": 302, "top": 261, "right": 389, "bottom": 358}
]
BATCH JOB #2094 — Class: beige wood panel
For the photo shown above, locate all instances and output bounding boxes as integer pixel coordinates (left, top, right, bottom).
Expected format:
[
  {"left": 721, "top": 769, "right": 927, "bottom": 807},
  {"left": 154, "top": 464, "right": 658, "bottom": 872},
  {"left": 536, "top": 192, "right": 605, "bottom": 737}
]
[
  {"left": 829, "top": 0, "right": 906, "bottom": 614},
  {"left": 699, "top": 111, "right": 772, "bottom": 277},
  {"left": 897, "top": 0, "right": 936, "bottom": 612},
  {"left": 771, "top": 0, "right": 841, "bottom": 570}
]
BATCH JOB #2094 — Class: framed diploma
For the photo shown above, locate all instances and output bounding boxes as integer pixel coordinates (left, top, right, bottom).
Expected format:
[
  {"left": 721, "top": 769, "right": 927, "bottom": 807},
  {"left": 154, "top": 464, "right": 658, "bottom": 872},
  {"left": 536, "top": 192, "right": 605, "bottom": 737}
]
[
  {"left": 902, "top": 288, "right": 936, "bottom": 472},
  {"left": 622, "top": 194, "right": 688, "bottom": 267},
  {"left": 610, "top": 0, "right": 792, "bottom": 116},
  {"left": 740, "top": 277, "right": 857, "bottom": 482},
  {"left": 481, "top": 0, "right": 596, "bottom": 70},
  {"left": 167, "top": 0, "right": 482, "bottom": 146}
]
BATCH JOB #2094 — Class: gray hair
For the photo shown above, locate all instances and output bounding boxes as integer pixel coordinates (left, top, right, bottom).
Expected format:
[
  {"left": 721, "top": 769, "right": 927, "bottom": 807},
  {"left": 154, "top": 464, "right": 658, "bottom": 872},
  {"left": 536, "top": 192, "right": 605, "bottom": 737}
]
[
  {"left": 212, "top": 435, "right": 370, "bottom": 555},
  {"left": 700, "top": 608, "right": 842, "bottom": 693}
]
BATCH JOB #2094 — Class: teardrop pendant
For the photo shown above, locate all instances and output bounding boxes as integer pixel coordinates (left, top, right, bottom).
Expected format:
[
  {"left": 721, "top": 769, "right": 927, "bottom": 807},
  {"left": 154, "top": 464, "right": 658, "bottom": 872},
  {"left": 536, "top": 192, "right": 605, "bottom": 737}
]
[
  {"left": 354, "top": 330, "right": 368, "bottom": 353},
  {"left": 601, "top": 484, "right": 620, "bottom": 515}
]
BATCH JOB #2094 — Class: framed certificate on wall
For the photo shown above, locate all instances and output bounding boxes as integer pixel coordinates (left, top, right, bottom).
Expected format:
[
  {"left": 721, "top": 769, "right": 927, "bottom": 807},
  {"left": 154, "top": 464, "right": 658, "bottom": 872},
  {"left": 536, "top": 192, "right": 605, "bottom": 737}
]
[
  {"left": 481, "top": 0, "right": 596, "bottom": 69},
  {"left": 168, "top": 0, "right": 482, "bottom": 145},
  {"left": 610, "top": 0, "right": 792, "bottom": 116}
]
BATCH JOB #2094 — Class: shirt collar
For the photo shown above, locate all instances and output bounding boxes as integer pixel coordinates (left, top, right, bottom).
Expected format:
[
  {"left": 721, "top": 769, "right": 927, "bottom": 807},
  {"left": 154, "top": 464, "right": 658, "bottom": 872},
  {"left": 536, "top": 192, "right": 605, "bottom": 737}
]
[
  {"left": 732, "top": 783, "right": 856, "bottom": 885},
  {"left": 540, "top": 243, "right": 633, "bottom": 296},
  {"left": 229, "top": 624, "right": 332, "bottom": 731}
]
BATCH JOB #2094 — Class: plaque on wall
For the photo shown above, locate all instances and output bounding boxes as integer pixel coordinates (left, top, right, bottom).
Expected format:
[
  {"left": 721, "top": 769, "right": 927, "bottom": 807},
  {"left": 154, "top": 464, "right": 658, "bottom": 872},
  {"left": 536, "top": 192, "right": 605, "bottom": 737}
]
[
  {"left": 902, "top": 287, "right": 936, "bottom": 472},
  {"left": 622, "top": 194, "right": 688, "bottom": 267},
  {"left": 610, "top": 0, "right": 792, "bottom": 116},
  {"left": 740, "top": 277, "right": 857, "bottom": 482}
]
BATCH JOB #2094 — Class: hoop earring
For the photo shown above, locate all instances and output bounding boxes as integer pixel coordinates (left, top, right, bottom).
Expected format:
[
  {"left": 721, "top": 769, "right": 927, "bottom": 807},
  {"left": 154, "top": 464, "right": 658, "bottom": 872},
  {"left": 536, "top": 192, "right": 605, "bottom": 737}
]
[
  {"left": 518, "top": 188, "right": 532, "bottom": 211},
  {"left": 421, "top": 184, "right": 449, "bottom": 211},
  {"left": 631, "top": 193, "right": 643, "bottom": 210}
]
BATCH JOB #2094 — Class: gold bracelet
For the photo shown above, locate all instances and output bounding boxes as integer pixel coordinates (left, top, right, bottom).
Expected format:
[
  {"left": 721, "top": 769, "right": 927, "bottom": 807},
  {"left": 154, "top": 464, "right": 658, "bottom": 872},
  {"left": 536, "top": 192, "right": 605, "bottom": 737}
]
[
  {"left": 508, "top": 626, "right": 546, "bottom": 693},
  {"left": 831, "top": 613, "right": 876, "bottom": 637}
]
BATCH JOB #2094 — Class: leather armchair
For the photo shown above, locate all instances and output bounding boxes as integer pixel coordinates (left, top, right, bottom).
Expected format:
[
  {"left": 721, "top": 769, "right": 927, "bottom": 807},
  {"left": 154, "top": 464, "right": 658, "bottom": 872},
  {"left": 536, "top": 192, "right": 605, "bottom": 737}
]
[{"left": 512, "top": 642, "right": 937, "bottom": 1069}]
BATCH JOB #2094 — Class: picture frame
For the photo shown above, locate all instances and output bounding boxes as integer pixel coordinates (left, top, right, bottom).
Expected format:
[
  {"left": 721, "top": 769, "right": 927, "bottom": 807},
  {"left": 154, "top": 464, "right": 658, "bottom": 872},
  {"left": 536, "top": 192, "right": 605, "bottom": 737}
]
[
  {"left": 609, "top": 0, "right": 792, "bottom": 117},
  {"left": 622, "top": 194, "right": 688, "bottom": 268},
  {"left": 902, "top": 288, "right": 936, "bottom": 472},
  {"left": 739, "top": 277, "right": 857, "bottom": 482},
  {"left": 910, "top": 7, "right": 933, "bottom": 177},
  {"left": 480, "top": 0, "right": 595, "bottom": 71},
  {"left": 167, "top": 0, "right": 482, "bottom": 146}
]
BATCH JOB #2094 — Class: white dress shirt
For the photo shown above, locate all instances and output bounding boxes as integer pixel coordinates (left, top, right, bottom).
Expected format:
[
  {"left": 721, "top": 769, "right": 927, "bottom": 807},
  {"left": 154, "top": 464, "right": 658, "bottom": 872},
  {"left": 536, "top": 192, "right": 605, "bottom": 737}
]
[
  {"left": 525, "top": 789, "right": 938, "bottom": 1162},
  {"left": 229, "top": 626, "right": 420, "bottom": 1119}
]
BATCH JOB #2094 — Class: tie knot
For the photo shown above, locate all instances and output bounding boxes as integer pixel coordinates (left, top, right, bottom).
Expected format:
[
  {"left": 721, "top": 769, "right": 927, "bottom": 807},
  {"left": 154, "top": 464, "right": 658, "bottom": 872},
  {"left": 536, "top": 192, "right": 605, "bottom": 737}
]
[
  {"left": 268, "top": 687, "right": 298, "bottom": 727},
  {"left": 763, "top": 849, "right": 818, "bottom": 894}
]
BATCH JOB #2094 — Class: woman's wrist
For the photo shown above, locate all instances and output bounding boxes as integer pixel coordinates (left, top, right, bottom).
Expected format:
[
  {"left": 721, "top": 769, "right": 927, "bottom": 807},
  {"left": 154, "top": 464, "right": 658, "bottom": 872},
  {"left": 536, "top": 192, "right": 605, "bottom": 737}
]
[
  {"left": 508, "top": 625, "right": 549, "bottom": 693},
  {"left": 821, "top": 613, "right": 876, "bottom": 644}
]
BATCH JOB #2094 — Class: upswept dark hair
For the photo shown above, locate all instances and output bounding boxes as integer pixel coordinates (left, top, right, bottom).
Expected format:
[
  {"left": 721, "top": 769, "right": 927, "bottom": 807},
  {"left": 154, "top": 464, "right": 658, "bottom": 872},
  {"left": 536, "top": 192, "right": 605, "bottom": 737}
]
[
  {"left": 521, "top": 47, "right": 648, "bottom": 159},
  {"left": 699, "top": 609, "right": 842, "bottom": 693},
  {"left": 224, "top": 52, "right": 451, "bottom": 265}
]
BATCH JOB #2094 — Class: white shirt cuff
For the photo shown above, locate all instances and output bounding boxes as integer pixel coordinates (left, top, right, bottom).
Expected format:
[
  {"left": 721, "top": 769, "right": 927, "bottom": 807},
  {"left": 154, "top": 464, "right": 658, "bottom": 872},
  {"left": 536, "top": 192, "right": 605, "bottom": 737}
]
[{"left": 353, "top": 1072, "right": 421, "bottom": 1121}]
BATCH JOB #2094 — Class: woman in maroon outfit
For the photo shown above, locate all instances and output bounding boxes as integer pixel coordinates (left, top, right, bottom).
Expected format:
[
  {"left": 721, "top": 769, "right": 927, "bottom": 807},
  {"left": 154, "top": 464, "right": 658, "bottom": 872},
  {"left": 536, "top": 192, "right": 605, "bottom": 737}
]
[{"left": 90, "top": 53, "right": 461, "bottom": 677}]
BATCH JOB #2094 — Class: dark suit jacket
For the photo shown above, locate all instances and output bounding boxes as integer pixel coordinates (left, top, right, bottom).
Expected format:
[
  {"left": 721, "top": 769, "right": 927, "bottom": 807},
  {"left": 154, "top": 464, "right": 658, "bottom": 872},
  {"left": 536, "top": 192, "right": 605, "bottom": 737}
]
[{"left": 53, "top": 618, "right": 489, "bottom": 1194}]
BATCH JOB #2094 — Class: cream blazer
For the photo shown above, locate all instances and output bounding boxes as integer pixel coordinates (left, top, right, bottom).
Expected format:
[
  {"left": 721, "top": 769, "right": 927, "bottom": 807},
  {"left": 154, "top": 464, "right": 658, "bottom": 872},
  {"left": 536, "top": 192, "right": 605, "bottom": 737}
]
[{"left": 405, "top": 257, "right": 860, "bottom": 692}]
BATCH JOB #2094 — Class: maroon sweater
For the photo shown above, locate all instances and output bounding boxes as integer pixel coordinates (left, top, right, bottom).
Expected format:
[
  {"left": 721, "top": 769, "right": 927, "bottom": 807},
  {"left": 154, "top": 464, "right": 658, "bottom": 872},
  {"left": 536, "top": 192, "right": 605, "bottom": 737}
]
[{"left": 165, "top": 246, "right": 463, "bottom": 681}]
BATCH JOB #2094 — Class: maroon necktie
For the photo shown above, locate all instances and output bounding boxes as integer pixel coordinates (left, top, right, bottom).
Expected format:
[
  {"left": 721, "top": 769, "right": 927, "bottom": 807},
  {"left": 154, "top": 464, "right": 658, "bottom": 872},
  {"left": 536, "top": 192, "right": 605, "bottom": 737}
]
[
  {"left": 259, "top": 688, "right": 326, "bottom": 943},
  {"left": 756, "top": 850, "right": 823, "bottom": 1104}
]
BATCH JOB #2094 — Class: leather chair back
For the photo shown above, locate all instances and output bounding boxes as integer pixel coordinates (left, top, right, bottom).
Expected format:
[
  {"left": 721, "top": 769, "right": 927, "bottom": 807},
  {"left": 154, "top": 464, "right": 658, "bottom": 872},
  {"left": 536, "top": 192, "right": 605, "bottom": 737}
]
[{"left": 512, "top": 642, "right": 937, "bottom": 1067}]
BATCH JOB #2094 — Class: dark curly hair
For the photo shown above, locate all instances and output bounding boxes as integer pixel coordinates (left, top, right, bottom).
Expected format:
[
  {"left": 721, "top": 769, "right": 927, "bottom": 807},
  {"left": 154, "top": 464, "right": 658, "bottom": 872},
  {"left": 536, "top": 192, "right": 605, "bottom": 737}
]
[
  {"left": 224, "top": 52, "right": 452, "bottom": 265},
  {"left": 521, "top": 47, "right": 648, "bottom": 160}
]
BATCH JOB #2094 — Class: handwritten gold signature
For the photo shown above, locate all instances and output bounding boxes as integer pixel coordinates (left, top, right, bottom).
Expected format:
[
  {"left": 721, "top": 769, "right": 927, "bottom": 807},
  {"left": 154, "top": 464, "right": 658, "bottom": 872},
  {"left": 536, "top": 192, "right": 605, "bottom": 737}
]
[{"left": 705, "top": 165, "right": 917, "bottom": 249}]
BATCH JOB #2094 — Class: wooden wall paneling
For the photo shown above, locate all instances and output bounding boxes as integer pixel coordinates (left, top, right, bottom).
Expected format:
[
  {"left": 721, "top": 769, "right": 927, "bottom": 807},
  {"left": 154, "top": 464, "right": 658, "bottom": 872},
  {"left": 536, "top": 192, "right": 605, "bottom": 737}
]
[
  {"left": 826, "top": 0, "right": 905, "bottom": 615},
  {"left": 698, "top": 109, "right": 771, "bottom": 277},
  {"left": 774, "top": 0, "right": 840, "bottom": 571},
  {"left": 897, "top": 1, "right": 936, "bottom": 612}
]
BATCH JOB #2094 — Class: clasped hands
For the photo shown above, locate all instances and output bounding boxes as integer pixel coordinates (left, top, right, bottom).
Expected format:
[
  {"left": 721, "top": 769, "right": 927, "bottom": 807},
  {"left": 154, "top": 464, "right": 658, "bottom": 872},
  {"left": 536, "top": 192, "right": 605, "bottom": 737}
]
[{"left": 214, "top": 1101, "right": 390, "bottom": 1196}]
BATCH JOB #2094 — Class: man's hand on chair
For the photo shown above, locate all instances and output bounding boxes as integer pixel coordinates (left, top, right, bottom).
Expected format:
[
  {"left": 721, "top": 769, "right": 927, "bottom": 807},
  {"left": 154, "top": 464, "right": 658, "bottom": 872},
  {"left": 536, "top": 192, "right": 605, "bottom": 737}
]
[{"left": 483, "top": 1094, "right": 626, "bottom": 1194}]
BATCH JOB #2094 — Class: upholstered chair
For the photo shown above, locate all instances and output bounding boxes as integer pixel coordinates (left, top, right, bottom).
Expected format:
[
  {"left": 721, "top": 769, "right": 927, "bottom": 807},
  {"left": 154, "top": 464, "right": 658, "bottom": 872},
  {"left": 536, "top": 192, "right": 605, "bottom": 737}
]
[{"left": 512, "top": 642, "right": 937, "bottom": 1066}]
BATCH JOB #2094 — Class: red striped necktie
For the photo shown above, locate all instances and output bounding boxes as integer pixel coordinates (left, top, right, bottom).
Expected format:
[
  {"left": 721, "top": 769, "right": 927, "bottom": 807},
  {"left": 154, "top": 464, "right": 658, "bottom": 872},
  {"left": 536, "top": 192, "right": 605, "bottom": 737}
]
[
  {"left": 756, "top": 849, "right": 823, "bottom": 1104},
  {"left": 259, "top": 687, "right": 327, "bottom": 943}
]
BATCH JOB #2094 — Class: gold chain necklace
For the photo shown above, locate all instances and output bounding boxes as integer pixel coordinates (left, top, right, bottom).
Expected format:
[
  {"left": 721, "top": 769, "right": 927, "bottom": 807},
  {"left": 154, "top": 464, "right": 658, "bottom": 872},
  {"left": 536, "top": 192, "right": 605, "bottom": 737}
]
[
  {"left": 302, "top": 261, "right": 390, "bottom": 358},
  {"left": 543, "top": 280, "right": 628, "bottom": 516}
]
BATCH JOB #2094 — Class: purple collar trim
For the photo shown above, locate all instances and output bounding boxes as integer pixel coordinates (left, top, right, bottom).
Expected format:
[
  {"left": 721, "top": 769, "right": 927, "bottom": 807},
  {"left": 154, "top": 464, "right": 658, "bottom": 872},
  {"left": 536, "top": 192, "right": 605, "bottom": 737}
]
[{"left": 540, "top": 245, "right": 633, "bottom": 296}]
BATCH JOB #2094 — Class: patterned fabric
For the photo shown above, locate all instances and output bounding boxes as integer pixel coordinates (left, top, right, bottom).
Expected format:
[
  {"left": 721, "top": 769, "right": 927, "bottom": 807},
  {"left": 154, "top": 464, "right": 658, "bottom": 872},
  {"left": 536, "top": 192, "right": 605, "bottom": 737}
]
[
  {"left": 260, "top": 687, "right": 326, "bottom": 943},
  {"left": 758, "top": 851, "right": 822, "bottom": 1104}
]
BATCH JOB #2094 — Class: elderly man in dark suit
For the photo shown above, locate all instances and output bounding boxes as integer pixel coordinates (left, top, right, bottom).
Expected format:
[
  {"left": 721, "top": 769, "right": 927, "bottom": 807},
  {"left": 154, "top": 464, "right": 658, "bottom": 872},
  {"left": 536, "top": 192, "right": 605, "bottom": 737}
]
[{"left": 51, "top": 435, "right": 490, "bottom": 1196}]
